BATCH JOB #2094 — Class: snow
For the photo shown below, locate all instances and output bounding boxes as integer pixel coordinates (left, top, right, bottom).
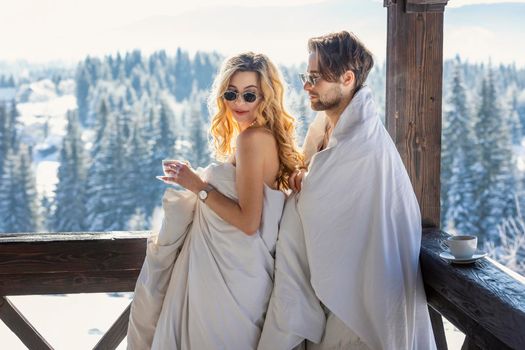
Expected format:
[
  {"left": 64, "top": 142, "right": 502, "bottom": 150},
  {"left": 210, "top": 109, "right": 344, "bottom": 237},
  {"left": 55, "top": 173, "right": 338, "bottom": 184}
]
[
  {"left": 16, "top": 79, "right": 76, "bottom": 141},
  {"left": 11, "top": 78, "right": 78, "bottom": 199},
  {"left": 0, "top": 293, "right": 132, "bottom": 350},
  {"left": 0, "top": 293, "right": 465, "bottom": 350},
  {"left": 17, "top": 95, "right": 76, "bottom": 136},
  {"left": 36, "top": 161, "right": 60, "bottom": 198},
  {"left": 513, "top": 140, "right": 525, "bottom": 172},
  {"left": 57, "top": 79, "right": 75, "bottom": 96}
]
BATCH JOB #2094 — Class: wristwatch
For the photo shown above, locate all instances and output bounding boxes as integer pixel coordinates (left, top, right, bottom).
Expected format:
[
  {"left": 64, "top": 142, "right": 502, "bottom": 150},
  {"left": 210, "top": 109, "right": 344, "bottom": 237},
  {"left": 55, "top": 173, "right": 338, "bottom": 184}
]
[{"left": 198, "top": 184, "right": 215, "bottom": 202}]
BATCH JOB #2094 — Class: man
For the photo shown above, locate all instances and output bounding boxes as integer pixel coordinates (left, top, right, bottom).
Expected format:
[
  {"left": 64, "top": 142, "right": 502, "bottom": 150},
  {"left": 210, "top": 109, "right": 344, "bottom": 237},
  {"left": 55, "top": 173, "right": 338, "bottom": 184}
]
[{"left": 258, "top": 31, "right": 437, "bottom": 350}]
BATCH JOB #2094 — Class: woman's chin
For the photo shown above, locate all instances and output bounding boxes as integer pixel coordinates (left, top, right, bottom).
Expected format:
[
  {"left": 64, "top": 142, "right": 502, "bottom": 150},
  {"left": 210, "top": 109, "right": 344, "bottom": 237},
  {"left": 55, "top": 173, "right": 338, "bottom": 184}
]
[{"left": 233, "top": 115, "right": 253, "bottom": 125}]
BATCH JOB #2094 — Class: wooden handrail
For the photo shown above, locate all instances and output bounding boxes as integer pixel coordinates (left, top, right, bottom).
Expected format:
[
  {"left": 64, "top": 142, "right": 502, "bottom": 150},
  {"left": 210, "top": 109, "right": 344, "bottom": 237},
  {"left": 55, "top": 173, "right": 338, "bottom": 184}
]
[
  {"left": 421, "top": 228, "right": 525, "bottom": 349},
  {"left": 0, "top": 231, "right": 149, "bottom": 295},
  {"left": 1, "top": 230, "right": 524, "bottom": 349},
  {"left": 0, "top": 231, "right": 149, "bottom": 350}
]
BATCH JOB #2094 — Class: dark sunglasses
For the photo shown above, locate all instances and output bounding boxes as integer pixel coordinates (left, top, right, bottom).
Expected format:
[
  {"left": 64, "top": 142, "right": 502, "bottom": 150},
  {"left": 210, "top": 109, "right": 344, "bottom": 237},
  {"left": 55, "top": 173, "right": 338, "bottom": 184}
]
[
  {"left": 299, "top": 73, "right": 322, "bottom": 86},
  {"left": 223, "top": 90, "right": 258, "bottom": 103}
]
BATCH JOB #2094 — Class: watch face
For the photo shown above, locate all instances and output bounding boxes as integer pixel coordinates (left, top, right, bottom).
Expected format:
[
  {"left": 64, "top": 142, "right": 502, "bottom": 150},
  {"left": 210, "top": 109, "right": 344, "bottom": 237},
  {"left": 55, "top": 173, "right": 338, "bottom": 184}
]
[{"left": 199, "top": 190, "right": 207, "bottom": 200}]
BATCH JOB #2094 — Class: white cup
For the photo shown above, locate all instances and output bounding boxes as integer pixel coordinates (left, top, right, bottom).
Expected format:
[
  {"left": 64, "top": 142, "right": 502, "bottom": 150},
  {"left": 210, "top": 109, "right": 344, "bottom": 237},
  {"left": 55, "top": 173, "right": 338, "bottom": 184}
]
[
  {"left": 162, "top": 159, "right": 179, "bottom": 176},
  {"left": 447, "top": 235, "right": 477, "bottom": 259}
]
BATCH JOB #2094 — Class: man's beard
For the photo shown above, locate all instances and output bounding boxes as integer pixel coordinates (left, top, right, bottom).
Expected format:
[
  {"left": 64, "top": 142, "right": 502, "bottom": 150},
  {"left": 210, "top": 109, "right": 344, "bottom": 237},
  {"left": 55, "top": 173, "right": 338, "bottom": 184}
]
[{"left": 310, "top": 86, "right": 343, "bottom": 111}]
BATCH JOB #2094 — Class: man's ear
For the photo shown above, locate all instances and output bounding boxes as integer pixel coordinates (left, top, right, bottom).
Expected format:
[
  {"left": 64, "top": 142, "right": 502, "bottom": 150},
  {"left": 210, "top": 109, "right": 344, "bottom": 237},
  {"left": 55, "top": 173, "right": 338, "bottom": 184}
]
[{"left": 342, "top": 70, "right": 356, "bottom": 88}]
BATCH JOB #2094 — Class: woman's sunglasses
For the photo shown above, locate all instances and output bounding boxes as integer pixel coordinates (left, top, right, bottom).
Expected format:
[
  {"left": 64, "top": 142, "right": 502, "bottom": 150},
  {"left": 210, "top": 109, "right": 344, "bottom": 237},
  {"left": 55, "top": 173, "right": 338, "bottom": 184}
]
[{"left": 223, "top": 90, "right": 258, "bottom": 103}]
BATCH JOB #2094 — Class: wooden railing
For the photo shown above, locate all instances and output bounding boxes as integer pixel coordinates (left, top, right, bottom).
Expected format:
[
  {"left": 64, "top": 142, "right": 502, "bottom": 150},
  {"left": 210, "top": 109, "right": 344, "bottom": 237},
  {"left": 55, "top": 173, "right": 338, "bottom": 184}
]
[
  {"left": 1, "top": 230, "right": 524, "bottom": 349},
  {"left": 0, "top": 231, "right": 148, "bottom": 350},
  {"left": 421, "top": 229, "right": 525, "bottom": 350}
]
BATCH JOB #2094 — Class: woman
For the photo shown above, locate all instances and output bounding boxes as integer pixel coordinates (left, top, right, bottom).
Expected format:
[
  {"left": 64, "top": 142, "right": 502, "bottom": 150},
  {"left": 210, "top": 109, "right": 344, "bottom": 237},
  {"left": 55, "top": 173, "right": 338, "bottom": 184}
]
[{"left": 127, "top": 52, "right": 304, "bottom": 350}]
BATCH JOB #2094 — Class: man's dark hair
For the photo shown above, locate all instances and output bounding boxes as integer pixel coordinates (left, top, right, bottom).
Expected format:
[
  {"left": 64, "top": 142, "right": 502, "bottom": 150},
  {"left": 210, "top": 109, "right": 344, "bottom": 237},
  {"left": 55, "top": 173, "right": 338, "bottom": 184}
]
[{"left": 308, "top": 31, "right": 374, "bottom": 91}]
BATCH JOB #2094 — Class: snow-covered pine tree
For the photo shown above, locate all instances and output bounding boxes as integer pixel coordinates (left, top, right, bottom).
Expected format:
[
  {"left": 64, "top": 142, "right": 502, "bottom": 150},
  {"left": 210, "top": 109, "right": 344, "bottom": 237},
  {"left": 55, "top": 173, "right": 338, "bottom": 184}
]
[
  {"left": 16, "top": 145, "right": 39, "bottom": 232},
  {"left": 85, "top": 110, "right": 127, "bottom": 231},
  {"left": 122, "top": 118, "right": 151, "bottom": 227},
  {"left": 75, "top": 65, "right": 91, "bottom": 126},
  {"left": 146, "top": 100, "right": 178, "bottom": 216},
  {"left": 174, "top": 48, "right": 193, "bottom": 101},
  {"left": 50, "top": 111, "right": 87, "bottom": 232},
  {"left": 8, "top": 99, "right": 20, "bottom": 150},
  {"left": 0, "top": 146, "right": 39, "bottom": 233},
  {"left": 290, "top": 89, "right": 312, "bottom": 145},
  {"left": 187, "top": 88, "right": 211, "bottom": 168},
  {"left": 0, "top": 149, "right": 19, "bottom": 232},
  {"left": 0, "top": 104, "right": 7, "bottom": 177},
  {"left": 90, "top": 99, "right": 109, "bottom": 158},
  {"left": 193, "top": 52, "right": 216, "bottom": 91},
  {"left": 474, "top": 69, "right": 518, "bottom": 242},
  {"left": 441, "top": 61, "right": 480, "bottom": 234},
  {"left": 508, "top": 91, "right": 523, "bottom": 145}
]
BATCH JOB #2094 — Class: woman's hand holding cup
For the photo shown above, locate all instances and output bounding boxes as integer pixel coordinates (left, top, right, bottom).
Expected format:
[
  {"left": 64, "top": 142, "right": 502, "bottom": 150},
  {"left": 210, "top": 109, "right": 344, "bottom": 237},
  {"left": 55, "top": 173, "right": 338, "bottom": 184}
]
[{"left": 158, "top": 159, "right": 205, "bottom": 194}]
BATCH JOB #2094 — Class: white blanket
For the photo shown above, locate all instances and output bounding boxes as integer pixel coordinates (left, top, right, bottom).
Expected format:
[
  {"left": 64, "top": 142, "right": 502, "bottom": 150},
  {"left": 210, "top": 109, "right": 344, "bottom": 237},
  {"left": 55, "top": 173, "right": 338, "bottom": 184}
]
[
  {"left": 259, "top": 87, "right": 436, "bottom": 350},
  {"left": 127, "top": 163, "right": 285, "bottom": 349},
  {"left": 127, "top": 188, "right": 196, "bottom": 349}
]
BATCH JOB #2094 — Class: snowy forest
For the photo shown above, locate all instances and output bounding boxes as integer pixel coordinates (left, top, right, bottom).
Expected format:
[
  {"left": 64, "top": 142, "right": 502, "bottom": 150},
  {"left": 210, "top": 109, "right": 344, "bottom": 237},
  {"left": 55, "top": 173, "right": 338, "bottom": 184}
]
[{"left": 0, "top": 49, "right": 524, "bottom": 275}]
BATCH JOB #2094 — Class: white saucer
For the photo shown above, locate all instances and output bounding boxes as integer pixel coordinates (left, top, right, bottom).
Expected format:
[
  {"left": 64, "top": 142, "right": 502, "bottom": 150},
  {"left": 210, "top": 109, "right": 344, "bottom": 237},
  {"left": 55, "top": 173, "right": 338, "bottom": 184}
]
[{"left": 439, "top": 251, "right": 487, "bottom": 264}]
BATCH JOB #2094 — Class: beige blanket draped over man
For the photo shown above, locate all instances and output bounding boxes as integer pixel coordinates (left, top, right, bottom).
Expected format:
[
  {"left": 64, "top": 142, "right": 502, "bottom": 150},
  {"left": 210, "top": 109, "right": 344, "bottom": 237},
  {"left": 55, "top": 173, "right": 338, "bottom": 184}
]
[{"left": 259, "top": 86, "right": 436, "bottom": 350}]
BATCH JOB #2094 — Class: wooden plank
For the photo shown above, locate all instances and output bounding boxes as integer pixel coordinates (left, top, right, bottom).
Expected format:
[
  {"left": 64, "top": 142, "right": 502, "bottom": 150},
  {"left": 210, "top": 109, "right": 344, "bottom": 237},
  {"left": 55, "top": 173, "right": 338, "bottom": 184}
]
[
  {"left": 428, "top": 306, "right": 448, "bottom": 350},
  {"left": 426, "top": 287, "right": 511, "bottom": 349},
  {"left": 0, "top": 296, "right": 54, "bottom": 350},
  {"left": 407, "top": 0, "right": 448, "bottom": 5},
  {"left": 0, "top": 231, "right": 149, "bottom": 243},
  {"left": 405, "top": 3, "right": 446, "bottom": 13},
  {"left": 461, "top": 337, "right": 483, "bottom": 350},
  {"left": 0, "top": 233, "right": 148, "bottom": 276},
  {"left": 93, "top": 303, "right": 131, "bottom": 350},
  {"left": 405, "top": 0, "right": 448, "bottom": 13},
  {"left": 0, "top": 270, "right": 141, "bottom": 295},
  {"left": 421, "top": 229, "right": 525, "bottom": 349},
  {"left": 385, "top": 0, "right": 444, "bottom": 227}
]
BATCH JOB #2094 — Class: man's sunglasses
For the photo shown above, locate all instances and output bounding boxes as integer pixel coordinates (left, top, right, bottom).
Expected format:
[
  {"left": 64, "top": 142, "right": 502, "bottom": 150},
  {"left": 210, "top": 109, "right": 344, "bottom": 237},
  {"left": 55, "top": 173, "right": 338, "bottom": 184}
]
[
  {"left": 299, "top": 73, "right": 322, "bottom": 86},
  {"left": 223, "top": 90, "right": 258, "bottom": 103}
]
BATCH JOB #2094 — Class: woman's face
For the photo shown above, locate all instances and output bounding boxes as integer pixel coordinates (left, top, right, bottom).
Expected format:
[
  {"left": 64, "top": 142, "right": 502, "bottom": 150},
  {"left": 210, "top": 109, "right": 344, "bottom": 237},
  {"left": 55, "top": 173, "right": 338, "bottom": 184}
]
[{"left": 224, "top": 71, "right": 261, "bottom": 129}]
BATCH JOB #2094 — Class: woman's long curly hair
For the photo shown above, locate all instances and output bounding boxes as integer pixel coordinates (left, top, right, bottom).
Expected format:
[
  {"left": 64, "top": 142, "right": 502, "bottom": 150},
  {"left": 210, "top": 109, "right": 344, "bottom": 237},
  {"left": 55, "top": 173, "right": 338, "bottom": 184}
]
[{"left": 208, "top": 52, "right": 304, "bottom": 191}]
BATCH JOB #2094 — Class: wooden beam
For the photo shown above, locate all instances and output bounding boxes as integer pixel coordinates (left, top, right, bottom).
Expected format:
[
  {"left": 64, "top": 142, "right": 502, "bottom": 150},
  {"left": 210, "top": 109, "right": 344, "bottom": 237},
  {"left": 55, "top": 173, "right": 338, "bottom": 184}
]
[
  {"left": 0, "top": 296, "right": 53, "bottom": 350},
  {"left": 385, "top": 0, "right": 444, "bottom": 228},
  {"left": 425, "top": 288, "right": 511, "bottom": 350},
  {"left": 0, "top": 232, "right": 148, "bottom": 295},
  {"left": 0, "top": 270, "right": 141, "bottom": 295},
  {"left": 428, "top": 306, "right": 448, "bottom": 350},
  {"left": 406, "top": 0, "right": 448, "bottom": 13},
  {"left": 0, "top": 232, "right": 148, "bottom": 275},
  {"left": 93, "top": 303, "right": 131, "bottom": 350}
]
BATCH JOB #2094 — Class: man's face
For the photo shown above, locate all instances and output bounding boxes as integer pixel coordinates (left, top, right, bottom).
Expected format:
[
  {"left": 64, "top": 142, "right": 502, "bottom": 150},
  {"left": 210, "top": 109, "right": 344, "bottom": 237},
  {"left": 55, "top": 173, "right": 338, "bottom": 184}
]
[{"left": 304, "top": 52, "right": 344, "bottom": 112}]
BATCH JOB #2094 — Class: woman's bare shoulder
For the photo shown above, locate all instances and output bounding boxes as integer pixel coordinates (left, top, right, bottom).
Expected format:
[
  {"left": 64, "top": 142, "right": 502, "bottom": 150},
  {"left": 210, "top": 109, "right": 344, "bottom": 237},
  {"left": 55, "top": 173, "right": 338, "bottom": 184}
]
[{"left": 236, "top": 127, "right": 276, "bottom": 150}]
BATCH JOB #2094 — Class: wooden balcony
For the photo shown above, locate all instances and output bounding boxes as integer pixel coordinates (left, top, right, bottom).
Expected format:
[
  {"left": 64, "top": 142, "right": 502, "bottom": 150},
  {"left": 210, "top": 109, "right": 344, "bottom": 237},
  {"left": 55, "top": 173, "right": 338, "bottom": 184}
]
[
  {"left": 0, "top": 231, "right": 148, "bottom": 350},
  {"left": 1, "top": 229, "right": 524, "bottom": 349}
]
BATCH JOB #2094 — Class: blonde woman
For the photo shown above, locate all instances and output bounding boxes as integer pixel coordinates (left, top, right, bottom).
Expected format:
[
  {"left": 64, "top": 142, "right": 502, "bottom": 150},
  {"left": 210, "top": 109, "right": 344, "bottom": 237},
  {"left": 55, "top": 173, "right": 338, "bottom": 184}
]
[{"left": 127, "top": 52, "right": 303, "bottom": 350}]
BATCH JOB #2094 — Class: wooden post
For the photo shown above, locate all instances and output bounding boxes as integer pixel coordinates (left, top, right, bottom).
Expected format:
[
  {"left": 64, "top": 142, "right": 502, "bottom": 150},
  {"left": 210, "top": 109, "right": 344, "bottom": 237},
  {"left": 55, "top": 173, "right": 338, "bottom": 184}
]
[
  {"left": 0, "top": 296, "right": 53, "bottom": 350},
  {"left": 384, "top": 1, "right": 449, "bottom": 348},
  {"left": 384, "top": 0, "right": 448, "bottom": 228}
]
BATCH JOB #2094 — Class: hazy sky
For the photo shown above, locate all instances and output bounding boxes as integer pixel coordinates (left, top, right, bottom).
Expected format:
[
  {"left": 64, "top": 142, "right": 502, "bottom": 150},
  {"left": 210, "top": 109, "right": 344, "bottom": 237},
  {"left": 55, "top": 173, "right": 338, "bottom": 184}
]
[{"left": 1, "top": 0, "right": 524, "bottom": 65}]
